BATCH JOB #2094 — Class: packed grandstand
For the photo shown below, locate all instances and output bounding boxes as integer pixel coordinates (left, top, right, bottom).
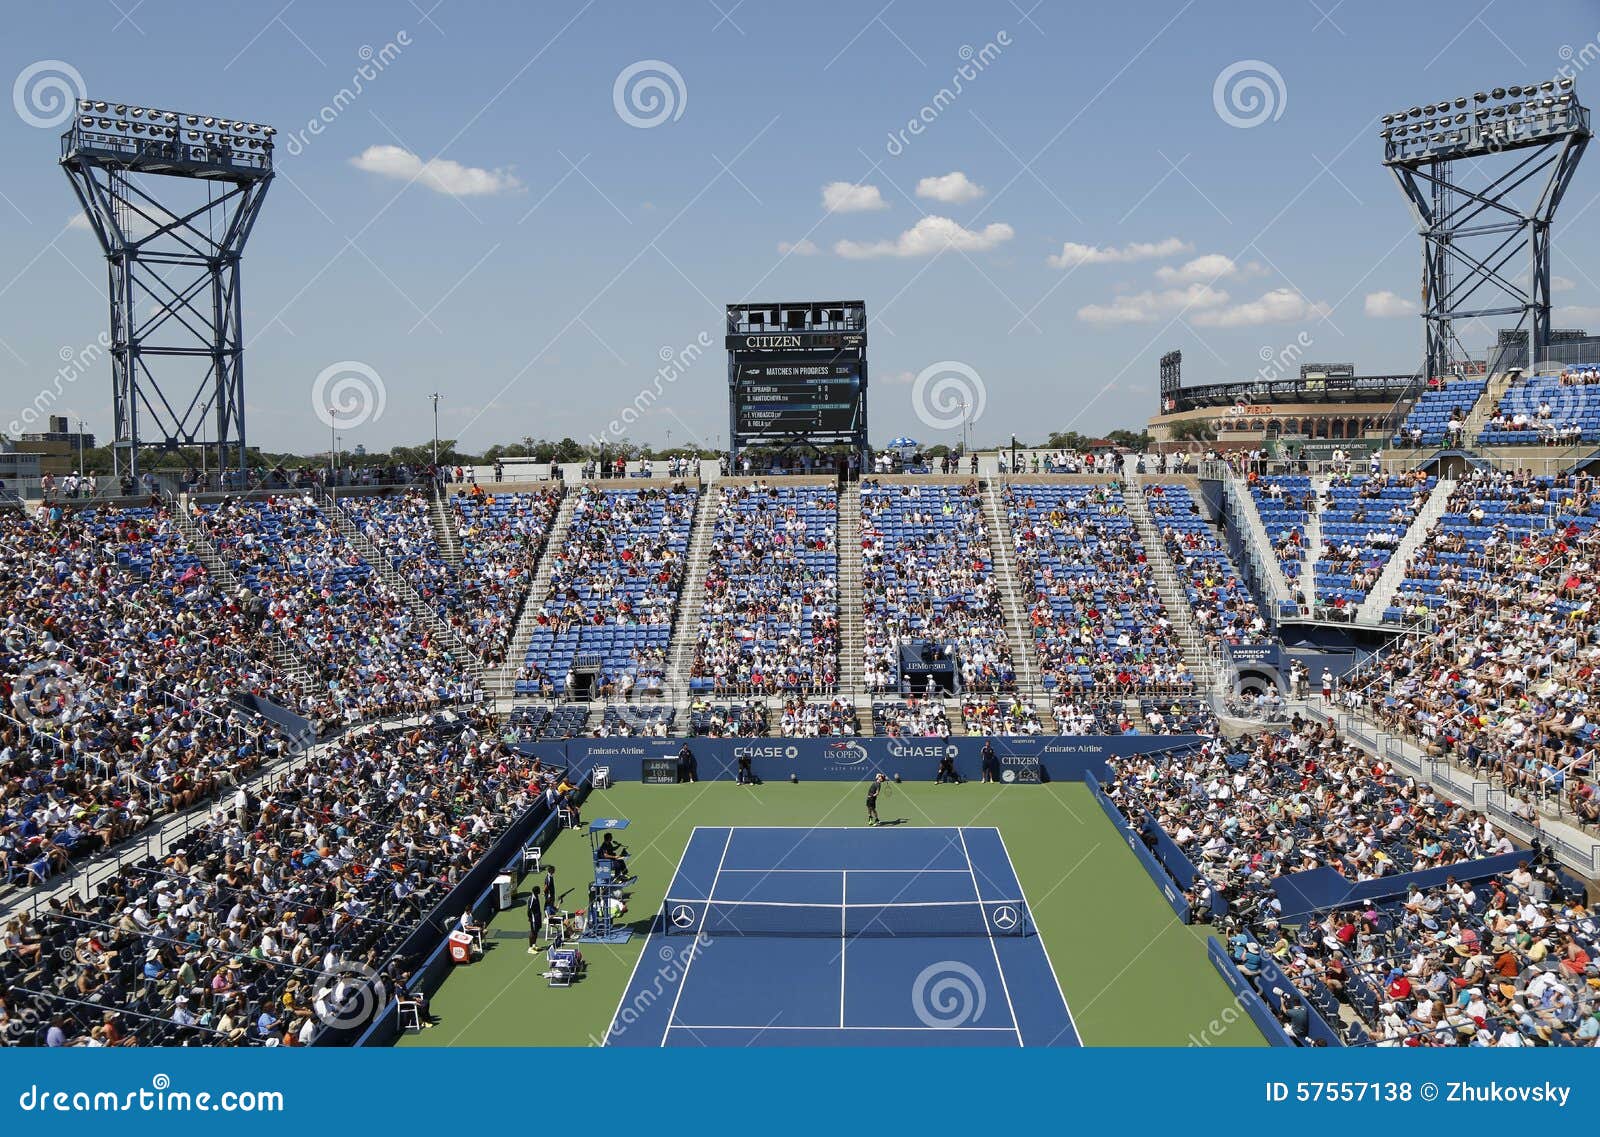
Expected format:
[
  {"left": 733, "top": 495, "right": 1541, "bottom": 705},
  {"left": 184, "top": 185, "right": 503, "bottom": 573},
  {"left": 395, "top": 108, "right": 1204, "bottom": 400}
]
[{"left": 1, "top": 432, "right": 1598, "bottom": 1050}]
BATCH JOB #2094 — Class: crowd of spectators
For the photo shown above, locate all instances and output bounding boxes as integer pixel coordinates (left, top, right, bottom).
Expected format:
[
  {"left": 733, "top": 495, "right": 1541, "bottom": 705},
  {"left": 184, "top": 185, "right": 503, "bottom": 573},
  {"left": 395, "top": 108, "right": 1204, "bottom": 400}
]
[
  {"left": 1257, "top": 867, "right": 1597, "bottom": 1046},
  {"left": 689, "top": 483, "right": 839, "bottom": 695},
  {"left": 0, "top": 711, "right": 567, "bottom": 1046},
  {"left": 518, "top": 486, "right": 696, "bottom": 698},
  {"left": 1246, "top": 474, "right": 1313, "bottom": 588},
  {"left": 960, "top": 694, "right": 1042, "bottom": 736},
  {"left": 340, "top": 487, "right": 561, "bottom": 664},
  {"left": 195, "top": 495, "right": 478, "bottom": 721},
  {"left": 1, "top": 502, "right": 299, "bottom": 892},
  {"left": 1144, "top": 483, "right": 1268, "bottom": 648},
  {"left": 872, "top": 699, "right": 951, "bottom": 738},
  {"left": 1006, "top": 483, "right": 1195, "bottom": 703},
  {"left": 1312, "top": 471, "right": 1434, "bottom": 610},
  {"left": 1351, "top": 468, "right": 1599, "bottom": 826},
  {"left": 1107, "top": 717, "right": 1520, "bottom": 919},
  {"left": 861, "top": 482, "right": 1016, "bottom": 696}
]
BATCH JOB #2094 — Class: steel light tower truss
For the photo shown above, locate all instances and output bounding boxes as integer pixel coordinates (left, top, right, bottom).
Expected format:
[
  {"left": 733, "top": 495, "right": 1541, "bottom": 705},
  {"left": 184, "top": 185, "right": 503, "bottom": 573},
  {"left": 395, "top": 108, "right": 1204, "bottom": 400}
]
[
  {"left": 61, "top": 100, "right": 274, "bottom": 476},
  {"left": 1381, "top": 79, "right": 1589, "bottom": 380}
]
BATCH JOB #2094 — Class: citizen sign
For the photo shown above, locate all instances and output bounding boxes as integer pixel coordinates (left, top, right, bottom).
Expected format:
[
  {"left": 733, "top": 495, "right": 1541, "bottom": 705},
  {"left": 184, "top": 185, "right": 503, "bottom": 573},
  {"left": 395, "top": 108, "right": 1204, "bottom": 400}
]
[{"left": 742, "top": 335, "right": 803, "bottom": 349}]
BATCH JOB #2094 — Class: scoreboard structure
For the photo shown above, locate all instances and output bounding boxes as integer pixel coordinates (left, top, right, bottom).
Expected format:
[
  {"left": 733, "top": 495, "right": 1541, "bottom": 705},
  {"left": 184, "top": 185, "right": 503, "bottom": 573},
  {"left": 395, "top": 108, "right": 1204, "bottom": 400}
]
[{"left": 726, "top": 301, "right": 868, "bottom": 462}]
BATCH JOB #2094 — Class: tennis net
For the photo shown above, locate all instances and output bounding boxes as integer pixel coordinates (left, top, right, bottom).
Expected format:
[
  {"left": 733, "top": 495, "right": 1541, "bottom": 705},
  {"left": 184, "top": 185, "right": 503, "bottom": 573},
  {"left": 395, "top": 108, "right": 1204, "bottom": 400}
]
[{"left": 659, "top": 897, "right": 1031, "bottom": 938}]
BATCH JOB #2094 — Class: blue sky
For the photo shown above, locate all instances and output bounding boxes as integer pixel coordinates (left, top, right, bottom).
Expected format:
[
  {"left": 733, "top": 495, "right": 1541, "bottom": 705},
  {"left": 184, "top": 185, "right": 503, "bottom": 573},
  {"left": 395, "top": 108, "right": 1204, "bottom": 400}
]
[{"left": 4, "top": 0, "right": 1600, "bottom": 454}]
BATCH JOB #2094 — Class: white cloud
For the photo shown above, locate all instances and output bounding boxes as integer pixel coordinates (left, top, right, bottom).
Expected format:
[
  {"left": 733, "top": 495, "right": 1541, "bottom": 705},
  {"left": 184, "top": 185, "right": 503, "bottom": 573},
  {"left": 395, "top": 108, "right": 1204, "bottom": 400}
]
[
  {"left": 833, "top": 216, "right": 1015, "bottom": 259},
  {"left": 1552, "top": 275, "right": 1576, "bottom": 292},
  {"left": 351, "top": 144, "right": 522, "bottom": 196},
  {"left": 1556, "top": 305, "right": 1600, "bottom": 325},
  {"left": 915, "top": 171, "right": 985, "bottom": 204},
  {"left": 821, "top": 181, "right": 887, "bottom": 212},
  {"left": 880, "top": 369, "right": 917, "bottom": 385},
  {"left": 1191, "top": 287, "right": 1331, "bottom": 328},
  {"left": 1364, "top": 290, "right": 1419, "bottom": 319},
  {"left": 1048, "top": 236, "right": 1191, "bottom": 269},
  {"left": 69, "top": 210, "right": 160, "bottom": 238},
  {"left": 777, "top": 239, "right": 820, "bottom": 256},
  {"left": 1078, "top": 284, "right": 1230, "bottom": 325},
  {"left": 1154, "top": 254, "right": 1260, "bottom": 285}
]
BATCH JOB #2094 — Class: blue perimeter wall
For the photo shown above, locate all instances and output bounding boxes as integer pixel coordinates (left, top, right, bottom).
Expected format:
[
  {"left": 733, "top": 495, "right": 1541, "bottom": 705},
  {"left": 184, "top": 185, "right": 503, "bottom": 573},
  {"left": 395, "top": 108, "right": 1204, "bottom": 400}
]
[{"left": 514, "top": 734, "right": 1205, "bottom": 785}]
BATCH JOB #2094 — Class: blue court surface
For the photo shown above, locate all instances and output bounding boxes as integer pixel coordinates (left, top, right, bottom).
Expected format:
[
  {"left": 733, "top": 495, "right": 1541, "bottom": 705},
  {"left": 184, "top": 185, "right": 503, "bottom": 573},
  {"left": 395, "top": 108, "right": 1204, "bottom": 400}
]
[{"left": 604, "top": 826, "right": 1080, "bottom": 1047}]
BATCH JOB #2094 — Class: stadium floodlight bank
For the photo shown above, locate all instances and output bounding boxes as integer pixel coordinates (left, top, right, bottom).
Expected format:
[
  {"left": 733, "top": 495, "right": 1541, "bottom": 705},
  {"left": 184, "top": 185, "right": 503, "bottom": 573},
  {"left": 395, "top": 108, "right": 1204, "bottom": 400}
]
[
  {"left": 60, "top": 101, "right": 274, "bottom": 477},
  {"left": 1381, "top": 80, "right": 1591, "bottom": 383}
]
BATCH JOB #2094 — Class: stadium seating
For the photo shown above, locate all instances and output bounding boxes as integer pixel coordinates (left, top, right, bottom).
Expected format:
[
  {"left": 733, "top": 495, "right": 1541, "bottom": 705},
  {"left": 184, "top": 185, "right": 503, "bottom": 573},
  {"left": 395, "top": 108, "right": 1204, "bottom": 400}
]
[
  {"left": 1246, "top": 475, "right": 1313, "bottom": 587},
  {"left": 1312, "top": 472, "right": 1434, "bottom": 608},
  {"left": 688, "top": 482, "right": 839, "bottom": 695},
  {"left": 1, "top": 713, "right": 563, "bottom": 1046},
  {"left": 1143, "top": 483, "right": 1268, "bottom": 648},
  {"left": 516, "top": 486, "right": 697, "bottom": 698},
  {"left": 195, "top": 495, "right": 477, "bottom": 719},
  {"left": 1392, "top": 377, "right": 1486, "bottom": 447},
  {"left": 861, "top": 482, "right": 1016, "bottom": 696},
  {"left": 1479, "top": 366, "right": 1600, "bottom": 445},
  {"left": 1005, "top": 483, "right": 1194, "bottom": 712}
]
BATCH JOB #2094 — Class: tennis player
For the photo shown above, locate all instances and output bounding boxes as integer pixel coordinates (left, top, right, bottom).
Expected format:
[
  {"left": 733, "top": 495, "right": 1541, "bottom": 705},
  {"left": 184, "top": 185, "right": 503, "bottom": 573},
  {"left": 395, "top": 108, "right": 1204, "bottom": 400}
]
[{"left": 866, "top": 773, "right": 885, "bottom": 826}]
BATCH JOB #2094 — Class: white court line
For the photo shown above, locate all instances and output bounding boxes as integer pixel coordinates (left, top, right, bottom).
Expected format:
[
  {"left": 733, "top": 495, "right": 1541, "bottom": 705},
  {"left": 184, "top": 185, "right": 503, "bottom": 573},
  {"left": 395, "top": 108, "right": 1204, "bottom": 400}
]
[
  {"left": 603, "top": 824, "right": 722, "bottom": 1046},
  {"left": 666, "top": 1023, "right": 1019, "bottom": 1032},
  {"left": 715, "top": 867, "right": 975, "bottom": 873},
  {"left": 995, "top": 829, "right": 1082, "bottom": 1047},
  {"left": 958, "top": 828, "right": 1025, "bottom": 1048},
  {"left": 839, "top": 869, "right": 847, "bottom": 1028},
  {"left": 658, "top": 827, "right": 735, "bottom": 1046}
]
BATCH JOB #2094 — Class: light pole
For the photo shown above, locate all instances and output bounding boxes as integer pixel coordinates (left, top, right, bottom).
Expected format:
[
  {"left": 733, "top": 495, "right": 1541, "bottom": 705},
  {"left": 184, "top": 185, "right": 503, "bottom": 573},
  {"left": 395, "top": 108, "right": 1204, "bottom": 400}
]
[
  {"left": 328, "top": 407, "right": 339, "bottom": 501},
  {"left": 428, "top": 392, "right": 442, "bottom": 468},
  {"left": 76, "top": 419, "right": 85, "bottom": 482}
]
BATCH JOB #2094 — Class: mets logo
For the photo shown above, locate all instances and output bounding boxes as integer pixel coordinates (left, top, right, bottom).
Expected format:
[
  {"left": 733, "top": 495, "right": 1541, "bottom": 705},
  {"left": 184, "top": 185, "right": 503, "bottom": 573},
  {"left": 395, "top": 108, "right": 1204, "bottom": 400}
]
[{"left": 827, "top": 741, "right": 870, "bottom": 766}]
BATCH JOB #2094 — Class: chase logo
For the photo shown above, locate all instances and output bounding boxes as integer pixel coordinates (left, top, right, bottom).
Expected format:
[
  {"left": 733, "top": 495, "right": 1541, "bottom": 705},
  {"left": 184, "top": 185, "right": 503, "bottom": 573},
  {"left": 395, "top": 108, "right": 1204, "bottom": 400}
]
[
  {"left": 733, "top": 744, "right": 800, "bottom": 759},
  {"left": 827, "top": 741, "right": 870, "bottom": 766},
  {"left": 885, "top": 741, "right": 959, "bottom": 760}
]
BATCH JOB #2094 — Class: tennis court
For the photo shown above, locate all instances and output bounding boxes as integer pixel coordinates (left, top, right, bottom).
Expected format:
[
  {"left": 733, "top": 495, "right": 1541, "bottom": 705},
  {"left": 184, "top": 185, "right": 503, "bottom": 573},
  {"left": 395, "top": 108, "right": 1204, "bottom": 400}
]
[{"left": 605, "top": 825, "right": 1080, "bottom": 1047}]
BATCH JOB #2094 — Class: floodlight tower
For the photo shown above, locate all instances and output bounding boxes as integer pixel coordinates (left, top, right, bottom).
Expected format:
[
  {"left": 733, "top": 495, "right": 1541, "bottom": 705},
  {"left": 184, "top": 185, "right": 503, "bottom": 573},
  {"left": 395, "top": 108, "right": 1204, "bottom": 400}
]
[
  {"left": 1380, "top": 80, "right": 1589, "bottom": 379},
  {"left": 61, "top": 100, "right": 274, "bottom": 477}
]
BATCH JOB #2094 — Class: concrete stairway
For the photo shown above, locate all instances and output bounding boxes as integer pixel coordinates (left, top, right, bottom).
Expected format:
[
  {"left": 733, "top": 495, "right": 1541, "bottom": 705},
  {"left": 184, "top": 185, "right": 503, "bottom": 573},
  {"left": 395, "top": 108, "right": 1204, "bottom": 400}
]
[
  {"left": 170, "top": 499, "right": 320, "bottom": 694},
  {"left": 1356, "top": 477, "right": 1457, "bottom": 623},
  {"left": 1463, "top": 370, "right": 1517, "bottom": 445},
  {"left": 1125, "top": 477, "right": 1212, "bottom": 684},
  {"left": 494, "top": 487, "right": 580, "bottom": 697},
  {"left": 428, "top": 481, "right": 464, "bottom": 568},
  {"left": 836, "top": 481, "right": 865, "bottom": 704},
  {"left": 318, "top": 488, "right": 482, "bottom": 678},
  {"left": 979, "top": 479, "right": 1044, "bottom": 698},
  {"left": 1220, "top": 472, "right": 1297, "bottom": 614},
  {"left": 664, "top": 484, "right": 720, "bottom": 700},
  {"left": 1301, "top": 476, "right": 1327, "bottom": 610}
]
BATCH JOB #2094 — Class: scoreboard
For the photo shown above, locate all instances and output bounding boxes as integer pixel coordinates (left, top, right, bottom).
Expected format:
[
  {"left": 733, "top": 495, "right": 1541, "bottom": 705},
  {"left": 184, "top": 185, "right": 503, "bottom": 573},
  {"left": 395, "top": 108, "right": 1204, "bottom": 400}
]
[{"left": 734, "top": 362, "right": 862, "bottom": 437}]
